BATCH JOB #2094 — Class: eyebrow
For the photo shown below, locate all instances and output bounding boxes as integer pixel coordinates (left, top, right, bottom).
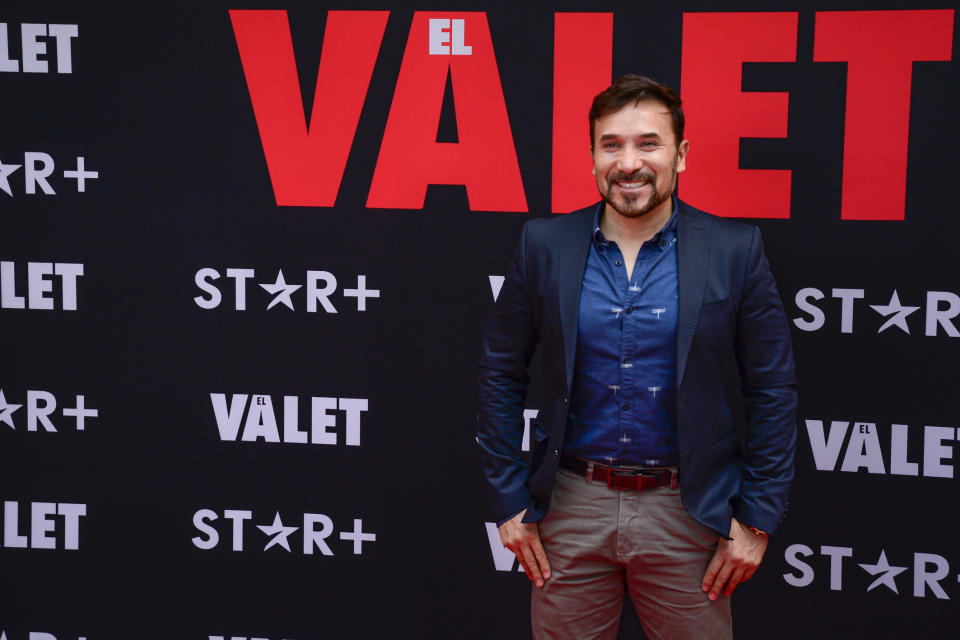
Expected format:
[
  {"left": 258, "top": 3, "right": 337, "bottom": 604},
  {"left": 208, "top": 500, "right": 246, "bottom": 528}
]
[{"left": 598, "top": 132, "right": 662, "bottom": 141}]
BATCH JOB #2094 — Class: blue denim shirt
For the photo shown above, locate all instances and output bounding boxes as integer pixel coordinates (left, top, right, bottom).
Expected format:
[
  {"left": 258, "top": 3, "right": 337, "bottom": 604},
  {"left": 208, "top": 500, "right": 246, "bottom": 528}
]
[{"left": 564, "top": 200, "right": 680, "bottom": 467}]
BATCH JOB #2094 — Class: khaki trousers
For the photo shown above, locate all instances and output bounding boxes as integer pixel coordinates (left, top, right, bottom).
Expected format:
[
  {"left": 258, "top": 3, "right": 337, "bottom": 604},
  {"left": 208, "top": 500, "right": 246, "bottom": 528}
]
[{"left": 531, "top": 468, "right": 733, "bottom": 640}]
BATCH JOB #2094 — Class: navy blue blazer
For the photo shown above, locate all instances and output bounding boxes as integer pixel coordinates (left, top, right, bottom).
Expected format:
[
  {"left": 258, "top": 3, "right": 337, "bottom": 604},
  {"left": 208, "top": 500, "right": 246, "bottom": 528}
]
[{"left": 477, "top": 200, "right": 797, "bottom": 536}]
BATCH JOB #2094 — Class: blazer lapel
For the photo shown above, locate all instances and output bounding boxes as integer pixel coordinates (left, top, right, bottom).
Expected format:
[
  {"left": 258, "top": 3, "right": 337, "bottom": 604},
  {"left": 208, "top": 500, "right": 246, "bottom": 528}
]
[
  {"left": 558, "top": 207, "right": 597, "bottom": 394},
  {"left": 676, "top": 202, "right": 711, "bottom": 388}
]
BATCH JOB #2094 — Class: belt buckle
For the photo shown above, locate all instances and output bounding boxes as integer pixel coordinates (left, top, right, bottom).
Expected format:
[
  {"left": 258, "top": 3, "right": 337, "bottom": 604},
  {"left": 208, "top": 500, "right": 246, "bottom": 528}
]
[{"left": 606, "top": 469, "right": 640, "bottom": 491}]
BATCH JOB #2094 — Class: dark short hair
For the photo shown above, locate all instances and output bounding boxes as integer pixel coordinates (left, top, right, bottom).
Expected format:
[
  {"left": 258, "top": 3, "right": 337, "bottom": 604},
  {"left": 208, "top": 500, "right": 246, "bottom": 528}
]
[{"left": 589, "top": 74, "right": 684, "bottom": 146}]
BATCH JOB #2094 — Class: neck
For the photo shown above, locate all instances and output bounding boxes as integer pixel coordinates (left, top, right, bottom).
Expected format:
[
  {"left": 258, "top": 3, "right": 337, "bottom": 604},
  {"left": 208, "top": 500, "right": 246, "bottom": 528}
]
[{"left": 600, "top": 196, "right": 673, "bottom": 246}]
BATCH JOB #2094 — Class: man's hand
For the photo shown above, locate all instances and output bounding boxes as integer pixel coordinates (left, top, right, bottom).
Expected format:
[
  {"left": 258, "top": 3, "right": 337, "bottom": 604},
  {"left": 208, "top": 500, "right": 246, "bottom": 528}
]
[
  {"left": 701, "top": 517, "right": 768, "bottom": 600},
  {"left": 499, "top": 509, "right": 551, "bottom": 588}
]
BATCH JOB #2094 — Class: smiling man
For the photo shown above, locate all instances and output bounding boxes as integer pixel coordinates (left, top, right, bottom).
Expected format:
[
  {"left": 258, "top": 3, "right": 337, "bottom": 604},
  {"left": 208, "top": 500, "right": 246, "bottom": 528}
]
[{"left": 477, "top": 75, "right": 797, "bottom": 639}]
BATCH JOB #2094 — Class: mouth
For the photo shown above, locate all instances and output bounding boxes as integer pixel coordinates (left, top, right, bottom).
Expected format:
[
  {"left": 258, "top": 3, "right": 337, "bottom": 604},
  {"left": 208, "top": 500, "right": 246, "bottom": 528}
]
[{"left": 613, "top": 180, "right": 649, "bottom": 191}]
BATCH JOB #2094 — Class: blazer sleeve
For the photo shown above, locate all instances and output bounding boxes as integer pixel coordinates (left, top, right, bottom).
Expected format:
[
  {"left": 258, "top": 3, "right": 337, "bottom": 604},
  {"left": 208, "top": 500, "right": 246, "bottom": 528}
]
[
  {"left": 477, "top": 222, "right": 540, "bottom": 523},
  {"left": 733, "top": 226, "right": 798, "bottom": 535}
]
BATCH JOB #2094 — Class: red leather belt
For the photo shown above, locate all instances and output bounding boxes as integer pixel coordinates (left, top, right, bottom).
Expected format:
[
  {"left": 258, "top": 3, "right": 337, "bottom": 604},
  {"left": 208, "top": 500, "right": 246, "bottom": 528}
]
[{"left": 559, "top": 455, "right": 679, "bottom": 491}]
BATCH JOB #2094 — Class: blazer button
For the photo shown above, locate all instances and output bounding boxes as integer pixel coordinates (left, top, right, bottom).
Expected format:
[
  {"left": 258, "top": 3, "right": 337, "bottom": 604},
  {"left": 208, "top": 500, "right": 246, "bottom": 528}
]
[
  {"left": 562, "top": 397, "right": 568, "bottom": 404},
  {"left": 553, "top": 449, "right": 560, "bottom": 457}
]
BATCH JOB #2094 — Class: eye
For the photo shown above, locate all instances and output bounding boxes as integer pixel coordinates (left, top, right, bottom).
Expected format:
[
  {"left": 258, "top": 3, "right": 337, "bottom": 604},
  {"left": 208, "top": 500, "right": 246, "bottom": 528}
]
[
  {"left": 603, "top": 141, "right": 620, "bottom": 149},
  {"left": 640, "top": 141, "right": 658, "bottom": 149}
]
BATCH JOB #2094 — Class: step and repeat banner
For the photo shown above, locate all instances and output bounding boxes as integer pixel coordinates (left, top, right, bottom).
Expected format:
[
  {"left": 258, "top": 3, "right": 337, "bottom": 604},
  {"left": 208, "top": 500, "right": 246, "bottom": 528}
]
[{"left": 2, "top": 1, "right": 958, "bottom": 639}]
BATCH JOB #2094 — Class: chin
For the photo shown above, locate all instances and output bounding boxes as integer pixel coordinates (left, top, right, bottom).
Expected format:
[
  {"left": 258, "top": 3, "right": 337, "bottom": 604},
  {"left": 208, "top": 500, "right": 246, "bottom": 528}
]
[{"left": 608, "top": 195, "right": 657, "bottom": 218}]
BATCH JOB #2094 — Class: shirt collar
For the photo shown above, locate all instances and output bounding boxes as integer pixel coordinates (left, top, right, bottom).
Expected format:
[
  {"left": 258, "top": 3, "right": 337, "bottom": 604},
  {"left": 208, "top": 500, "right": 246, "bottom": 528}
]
[{"left": 592, "top": 197, "right": 679, "bottom": 251}]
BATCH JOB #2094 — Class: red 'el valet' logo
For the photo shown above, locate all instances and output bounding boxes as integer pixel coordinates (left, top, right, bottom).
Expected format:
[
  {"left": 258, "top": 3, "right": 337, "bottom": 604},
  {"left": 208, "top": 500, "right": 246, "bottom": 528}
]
[{"left": 230, "top": 9, "right": 953, "bottom": 219}]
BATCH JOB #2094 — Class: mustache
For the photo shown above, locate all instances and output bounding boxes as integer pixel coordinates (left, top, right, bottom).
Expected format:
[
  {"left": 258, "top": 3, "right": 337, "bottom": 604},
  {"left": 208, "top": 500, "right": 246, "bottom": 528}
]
[{"left": 609, "top": 171, "right": 655, "bottom": 182}]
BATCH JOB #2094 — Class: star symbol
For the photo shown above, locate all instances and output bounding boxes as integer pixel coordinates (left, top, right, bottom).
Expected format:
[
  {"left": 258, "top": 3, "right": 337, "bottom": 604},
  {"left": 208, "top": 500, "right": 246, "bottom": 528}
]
[
  {"left": 869, "top": 290, "right": 919, "bottom": 334},
  {"left": 256, "top": 512, "right": 299, "bottom": 552},
  {"left": 0, "top": 389, "right": 22, "bottom": 430},
  {"left": 0, "top": 158, "right": 22, "bottom": 197},
  {"left": 858, "top": 550, "right": 908, "bottom": 593},
  {"left": 259, "top": 270, "right": 301, "bottom": 311}
]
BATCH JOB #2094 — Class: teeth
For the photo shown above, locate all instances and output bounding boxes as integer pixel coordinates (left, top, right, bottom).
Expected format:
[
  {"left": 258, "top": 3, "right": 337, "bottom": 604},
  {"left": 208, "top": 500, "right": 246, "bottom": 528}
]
[{"left": 617, "top": 181, "right": 646, "bottom": 188}]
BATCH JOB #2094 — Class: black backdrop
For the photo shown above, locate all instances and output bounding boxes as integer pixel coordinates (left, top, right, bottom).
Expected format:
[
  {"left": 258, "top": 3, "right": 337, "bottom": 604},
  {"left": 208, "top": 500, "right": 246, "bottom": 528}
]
[{"left": 3, "top": 2, "right": 959, "bottom": 639}]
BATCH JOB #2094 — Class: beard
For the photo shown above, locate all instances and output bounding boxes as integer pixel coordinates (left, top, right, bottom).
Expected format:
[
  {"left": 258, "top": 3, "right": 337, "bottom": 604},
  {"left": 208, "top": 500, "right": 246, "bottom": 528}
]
[{"left": 601, "top": 161, "right": 677, "bottom": 219}]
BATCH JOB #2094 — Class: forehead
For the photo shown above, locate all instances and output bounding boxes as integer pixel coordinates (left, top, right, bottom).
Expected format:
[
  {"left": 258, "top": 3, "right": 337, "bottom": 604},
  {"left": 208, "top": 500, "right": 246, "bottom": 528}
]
[{"left": 593, "top": 100, "right": 674, "bottom": 142}]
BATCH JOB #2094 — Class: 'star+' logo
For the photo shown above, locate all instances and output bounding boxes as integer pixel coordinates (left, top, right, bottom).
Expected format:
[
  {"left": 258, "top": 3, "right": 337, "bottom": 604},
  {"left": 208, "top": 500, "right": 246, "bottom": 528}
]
[
  {"left": 192, "top": 508, "right": 376, "bottom": 556},
  {"left": 792, "top": 287, "right": 959, "bottom": 337},
  {"left": 0, "top": 152, "right": 97, "bottom": 196},
  {"left": 194, "top": 268, "right": 379, "bottom": 312},
  {"left": 784, "top": 543, "right": 958, "bottom": 599},
  {"left": 0, "top": 388, "right": 97, "bottom": 432}
]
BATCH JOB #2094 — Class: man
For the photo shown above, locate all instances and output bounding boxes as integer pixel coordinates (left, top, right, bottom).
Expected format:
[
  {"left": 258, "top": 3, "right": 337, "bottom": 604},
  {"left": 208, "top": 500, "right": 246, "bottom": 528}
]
[{"left": 477, "top": 75, "right": 797, "bottom": 639}]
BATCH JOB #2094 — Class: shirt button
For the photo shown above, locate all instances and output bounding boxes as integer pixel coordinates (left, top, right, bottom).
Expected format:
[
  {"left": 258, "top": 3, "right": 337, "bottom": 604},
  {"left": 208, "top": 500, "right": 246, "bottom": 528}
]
[
  {"left": 622, "top": 402, "right": 631, "bottom": 410},
  {"left": 623, "top": 357, "right": 631, "bottom": 365},
  {"left": 615, "top": 259, "right": 623, "bottom": 266},
  {"left": 625, "top": 307, "right": 633, "bottom": 314}
]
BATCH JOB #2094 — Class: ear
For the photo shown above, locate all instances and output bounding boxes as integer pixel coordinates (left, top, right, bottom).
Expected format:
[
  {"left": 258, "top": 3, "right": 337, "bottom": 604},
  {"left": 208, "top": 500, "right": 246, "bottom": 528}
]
[{"left": 675, "top": 139, "right": 689, "bottom": 174}]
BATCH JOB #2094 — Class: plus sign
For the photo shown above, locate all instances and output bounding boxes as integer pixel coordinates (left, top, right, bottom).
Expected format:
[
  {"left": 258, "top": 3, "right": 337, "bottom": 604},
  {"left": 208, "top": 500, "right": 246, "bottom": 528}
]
[
  {"left": 343, "top": 275, "right": 380, "bottom": 311},
  {"left": 62, "top": 394, "right": 98, "bottom": 430},
  {"left": 63, "top": 156, "right": 99, "bottom": 192},
  {"left": 339, "top": 518, "right": 376, "bottom": 554}
]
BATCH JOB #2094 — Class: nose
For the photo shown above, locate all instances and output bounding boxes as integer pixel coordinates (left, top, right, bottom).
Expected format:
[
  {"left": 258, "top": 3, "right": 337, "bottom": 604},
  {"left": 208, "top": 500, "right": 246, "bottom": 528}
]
[{"left": 618, "top": 144, "right": 643, "bottom": 174}]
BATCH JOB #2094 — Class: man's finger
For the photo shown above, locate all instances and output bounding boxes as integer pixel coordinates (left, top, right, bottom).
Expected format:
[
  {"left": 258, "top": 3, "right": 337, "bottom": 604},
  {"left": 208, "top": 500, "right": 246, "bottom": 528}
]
[
  {"left": 516, "top": 550, "right": 534, "bottom": 583},
  {"left": 723, "top": 566, "right": 746, "bottom": 596},
  {"left": 701, "top": 548, "right": 725, "bottom": 592},
  {"left": 530, "top": 536, "right": 551, "bottom": 580},
  {"left": 520, "top": 544, "right": 544, "bottom": 587},
  {"left": 707, "top": 562, "right": 734, "bottom": 601}
]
